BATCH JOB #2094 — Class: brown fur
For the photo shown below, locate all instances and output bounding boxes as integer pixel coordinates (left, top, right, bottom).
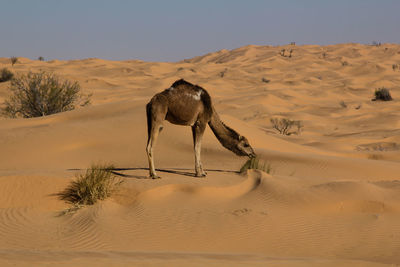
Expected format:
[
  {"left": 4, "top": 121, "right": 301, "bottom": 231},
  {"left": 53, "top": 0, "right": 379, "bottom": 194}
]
[{"left": 146, "top": 79, "right": 255, "bottom": 178}]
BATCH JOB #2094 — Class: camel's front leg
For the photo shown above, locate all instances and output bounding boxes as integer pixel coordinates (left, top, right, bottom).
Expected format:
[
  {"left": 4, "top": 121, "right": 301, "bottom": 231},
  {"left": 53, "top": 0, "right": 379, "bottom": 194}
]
[{"left": 192, "top": 122, "right": 207, "bottom": 177}]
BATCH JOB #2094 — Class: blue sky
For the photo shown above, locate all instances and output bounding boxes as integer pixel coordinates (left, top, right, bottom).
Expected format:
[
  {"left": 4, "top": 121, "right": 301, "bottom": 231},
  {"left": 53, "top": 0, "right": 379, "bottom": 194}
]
[{"left": 1, "top": 0, "right": 399, "bottom": 61}]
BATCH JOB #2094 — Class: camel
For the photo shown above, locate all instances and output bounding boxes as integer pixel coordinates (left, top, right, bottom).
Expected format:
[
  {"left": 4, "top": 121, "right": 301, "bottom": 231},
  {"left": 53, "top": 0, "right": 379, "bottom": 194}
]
[{"left": 146, "top": 79, "right": 256, "bottom": 178}]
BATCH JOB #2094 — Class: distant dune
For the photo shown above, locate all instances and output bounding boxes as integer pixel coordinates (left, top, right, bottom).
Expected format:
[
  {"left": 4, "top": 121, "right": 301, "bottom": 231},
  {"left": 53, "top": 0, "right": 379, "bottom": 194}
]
[{"left": 0, "top": 43, "right": 400, "bottom": 266}]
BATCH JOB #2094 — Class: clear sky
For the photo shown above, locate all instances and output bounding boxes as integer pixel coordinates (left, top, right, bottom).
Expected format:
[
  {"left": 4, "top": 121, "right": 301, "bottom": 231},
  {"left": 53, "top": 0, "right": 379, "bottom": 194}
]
[{"left": 1, "top": 0, "right": 399, "bottom": 62}]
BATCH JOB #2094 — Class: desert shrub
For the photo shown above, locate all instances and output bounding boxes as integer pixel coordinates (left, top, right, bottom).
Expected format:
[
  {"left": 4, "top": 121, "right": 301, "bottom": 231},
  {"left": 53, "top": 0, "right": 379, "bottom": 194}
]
[
  {"left": 372, "top": 87, "right": 392, "bottom": 101},
  {"left": 58, "top": 163, "right": 122, "bottom": 206},
  {"left": 279, "top": 49, "right": 293, "bottom": 58},
  {"left": 270, "top": 117, "right": 303, "bottom": 135},
  {"left": 339, "top": 100, "right": 347, "bottom": 108},
  {"left": 240, "top": 156, "right": 271, "bottom": 174},
  {"left": 2, "top": 71, "right": 91, "bottom": 118},
  {"left": 10, "top": 57, "right": 18, "bottom": 66},
  {"left": 261, "top": 77, "right": 270, "bottom": 83},
  {"left": 372, "top": 41, "right": 381, "bottom": 47},
  {"left": 219, "top": 68, "right": 227, "bottom": 78},
  {"left": 38, "top": 56, "right": 44, "bottom": 61},
  {"left": 0, "top": 68, "right": 13, "bottom": 82}
]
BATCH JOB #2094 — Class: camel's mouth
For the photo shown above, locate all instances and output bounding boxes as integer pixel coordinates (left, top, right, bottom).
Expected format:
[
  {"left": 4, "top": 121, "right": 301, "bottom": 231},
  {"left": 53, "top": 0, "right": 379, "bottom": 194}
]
[{"left": 248, "top": 151, "right": 256, "bottom": 158}]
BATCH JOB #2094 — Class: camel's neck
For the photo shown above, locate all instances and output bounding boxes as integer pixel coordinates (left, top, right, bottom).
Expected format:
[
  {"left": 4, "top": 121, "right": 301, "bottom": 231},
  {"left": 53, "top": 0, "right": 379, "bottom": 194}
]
[{"left": 208, "top": 107, "right": 240, "bottom": 152}]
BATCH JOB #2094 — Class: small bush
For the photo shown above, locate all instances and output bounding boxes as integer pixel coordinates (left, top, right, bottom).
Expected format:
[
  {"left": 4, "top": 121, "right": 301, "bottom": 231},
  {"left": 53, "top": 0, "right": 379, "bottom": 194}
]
[
  {"left": 279, "top": 49, "right": 293, "bottom": 58},
  {"left": 372, "top": 41, "right": 381, "bottom": 47},
  {"left": 2, "top": 71, "right": 91, "bottom": 118},
  {"left": 240, "top": 157, "right": 271, "bottom": 174},
  {"left": 10, "top": 57, "right": 18, "bottom": 66},
  {"left": 0, "top": 68, "right": 13, "bottom": 83},
  {"left": 38, "top": 56, "right": 44, "bottom": 61},
  {"left": 270, "top": 117, "right": 303, "bottom": 135},
  {"left": 372, "top": 87, "right": 392, "bottom": 101},
  {"left": 261, "top": 77, "right": 270, "bottom": 83},
  {"left": 58, "top": 163, "right": 122, "bottom": 206}
]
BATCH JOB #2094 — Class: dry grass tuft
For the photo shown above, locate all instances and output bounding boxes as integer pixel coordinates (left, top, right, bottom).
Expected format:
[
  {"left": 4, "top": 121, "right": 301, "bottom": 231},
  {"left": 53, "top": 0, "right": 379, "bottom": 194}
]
[
  {"left": 58, "top": 163, "right": 122, "bottom": 206},
  {"left": 0, "top": 68, "right": 13, "bottom": 83},
  {"left": 240, "top": 157, "right": 271, "bottom": 174}
]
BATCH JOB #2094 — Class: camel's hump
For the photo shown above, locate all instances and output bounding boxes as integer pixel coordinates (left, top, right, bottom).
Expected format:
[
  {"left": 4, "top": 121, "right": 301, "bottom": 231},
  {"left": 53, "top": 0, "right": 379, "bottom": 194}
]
[
  {"left": 171, "top": 79, "right": 205, "bottom": 92},
  {"left": 171, "top": 79, "right": 194, "bottom": 88}
]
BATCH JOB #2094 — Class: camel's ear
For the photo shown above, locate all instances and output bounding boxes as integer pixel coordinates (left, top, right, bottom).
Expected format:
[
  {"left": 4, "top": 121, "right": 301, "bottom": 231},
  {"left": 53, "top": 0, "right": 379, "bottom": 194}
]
[{"left": 238, "top": 135, "right": 243, "bottom": 141}]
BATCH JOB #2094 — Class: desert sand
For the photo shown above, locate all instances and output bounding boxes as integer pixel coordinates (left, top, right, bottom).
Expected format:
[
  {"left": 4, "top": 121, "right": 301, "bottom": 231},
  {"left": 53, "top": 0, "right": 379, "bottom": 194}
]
[{"left": 0, "top": 43, "right": 400, "bottom": 266}]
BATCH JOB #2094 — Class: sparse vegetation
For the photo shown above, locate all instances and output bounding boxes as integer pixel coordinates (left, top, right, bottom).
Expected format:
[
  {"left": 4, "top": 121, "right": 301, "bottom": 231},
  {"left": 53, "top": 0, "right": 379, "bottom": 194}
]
[
  {"left": 339, "top": 100, "right": 347, "bottom": 108},
  {"left": 270, "top": 117, "right": 303, "bottom": 135},
  {"left": 290, "top": 42, "right": 296, "bottom": 46},
  {"left": 2, "top": 71, "right": 91, "bottom": 118},
  {"left": 341, "top": 61, "right": 349, "bottom": 66},
  {"left": 393, "top": 64, "right": 399, "bottom": 71},
  {"left": 38, "top": 56, "right": 44, "bottom": 61},
  {"left": 0, "top": 68, "right": 13, "bottom": 83},
  {"left": 280, "top": 49, "right": 293, "bottom": 58},
  {"left": 372, "top": 41, "right": 382, "bottom": 47},
  {"left": 372, "top": 87, "right": 392, "bottom": 101},
  {"left": 10, "top": 57, "right": 18, "bottom": 66},
  {"left": 240, "top": 156, "right": 271, "bottom": 174},
  {"left": 58, "top": 163, "right": 122, "bottom": 206},
  {"left": 261, "top": 77, "right": 270, "bottom": 83},
  {"left": 219, "top": 68, "right": 227, "bottom": 78}
]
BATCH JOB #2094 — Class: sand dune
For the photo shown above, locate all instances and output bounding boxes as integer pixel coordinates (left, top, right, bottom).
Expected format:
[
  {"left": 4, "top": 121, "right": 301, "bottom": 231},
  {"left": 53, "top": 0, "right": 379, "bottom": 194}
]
[{"left": 1, "top": 43, "right": 400, "bottom": 266}]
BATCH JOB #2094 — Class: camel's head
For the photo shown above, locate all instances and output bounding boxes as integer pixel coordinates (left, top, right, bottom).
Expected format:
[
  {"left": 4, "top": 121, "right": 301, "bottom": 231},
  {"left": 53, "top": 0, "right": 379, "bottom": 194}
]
[{"left": 234, "top": 135, "right": 256, "bottom": 158}]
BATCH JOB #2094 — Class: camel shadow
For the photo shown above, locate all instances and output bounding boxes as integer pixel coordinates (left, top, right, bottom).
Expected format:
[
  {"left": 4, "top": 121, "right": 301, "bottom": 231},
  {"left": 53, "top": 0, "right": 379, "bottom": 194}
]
[
  {"left": 112, "top": 168, "right": 196, "bottom": 178},
  {"left": 67, "top": 167, "right": 238, "bottom": 179}
]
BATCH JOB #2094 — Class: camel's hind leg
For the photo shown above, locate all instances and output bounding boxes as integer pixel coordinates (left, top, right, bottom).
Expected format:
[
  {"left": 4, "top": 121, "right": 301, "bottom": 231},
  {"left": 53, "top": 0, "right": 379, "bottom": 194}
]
[
  {"left": 146, "top": 101, "right": 166, "bottom": 179},
  {"left": 192, "top": 121, "right": 207, "bottom": 177}
]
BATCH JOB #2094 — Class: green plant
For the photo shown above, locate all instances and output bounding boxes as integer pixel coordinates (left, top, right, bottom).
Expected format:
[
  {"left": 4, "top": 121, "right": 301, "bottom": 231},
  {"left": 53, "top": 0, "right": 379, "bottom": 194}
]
[
  {"left": 0, "top": 68, "right": 13, "bottom": 82},
  {"left": 38, "top": 56, "right": 44, "bottom": 61},
  {"left": 58, "top": 163, "right": 122, "bottom": 206},
  {"left": 2, "top": 71, "right": 91, "bottom": 118},
  {"left": 10, "top": 57, "right": 18, "bottom": 66},
  {"left": 372, "top": 87, "right": 392, "bottom": 101},
  {"left": 270, "top": 117, "right": 303, "bottom": 135},
  {"left": 240, "top": 156, "right": 271, "bottom": 174}
]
